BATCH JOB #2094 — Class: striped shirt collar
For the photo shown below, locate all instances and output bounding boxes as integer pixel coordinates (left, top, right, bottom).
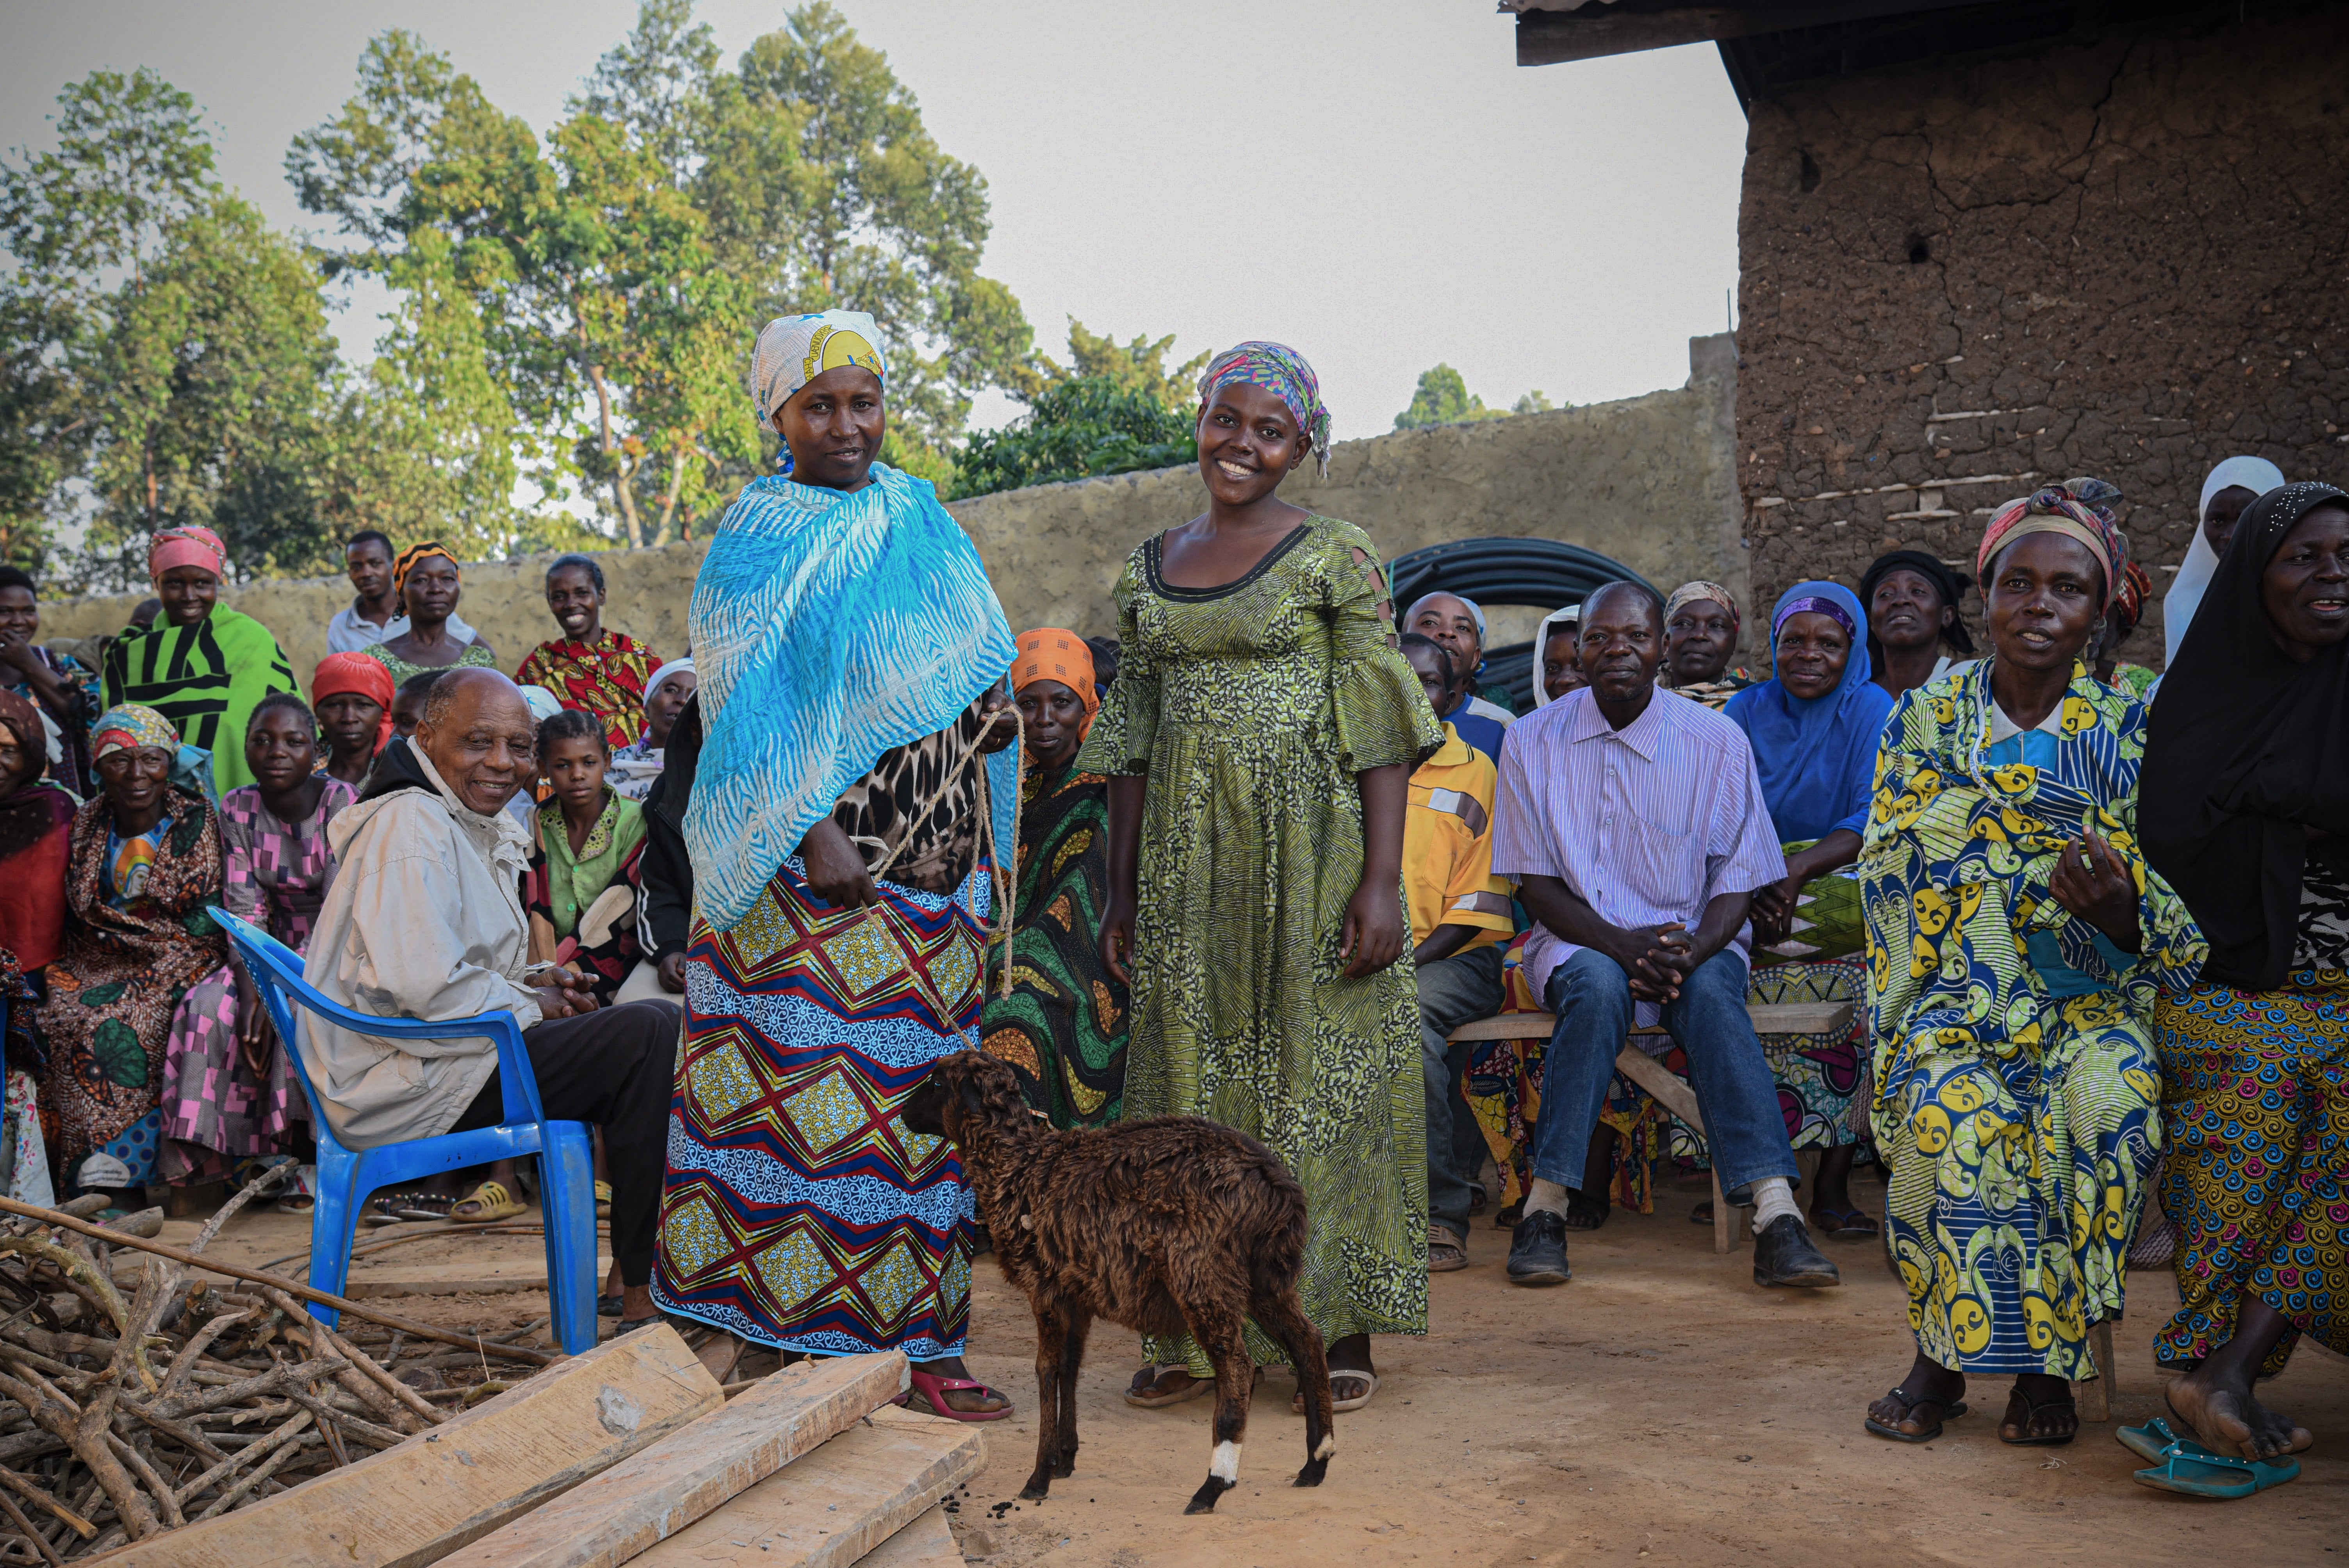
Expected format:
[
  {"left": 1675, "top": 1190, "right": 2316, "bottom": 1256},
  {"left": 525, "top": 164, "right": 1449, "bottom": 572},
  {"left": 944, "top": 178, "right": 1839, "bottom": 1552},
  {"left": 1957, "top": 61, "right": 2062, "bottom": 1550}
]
[{"left": 1561, "top": 683, "right": 1670, "bottom": 762}]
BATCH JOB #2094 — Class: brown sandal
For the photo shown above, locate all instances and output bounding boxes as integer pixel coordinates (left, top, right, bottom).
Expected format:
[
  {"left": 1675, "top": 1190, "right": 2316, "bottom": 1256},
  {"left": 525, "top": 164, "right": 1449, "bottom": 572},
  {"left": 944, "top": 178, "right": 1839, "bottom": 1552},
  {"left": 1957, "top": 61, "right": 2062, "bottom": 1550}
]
[{"left": 1123, "top": 1365, "right": 1212, "bottom": 1408}]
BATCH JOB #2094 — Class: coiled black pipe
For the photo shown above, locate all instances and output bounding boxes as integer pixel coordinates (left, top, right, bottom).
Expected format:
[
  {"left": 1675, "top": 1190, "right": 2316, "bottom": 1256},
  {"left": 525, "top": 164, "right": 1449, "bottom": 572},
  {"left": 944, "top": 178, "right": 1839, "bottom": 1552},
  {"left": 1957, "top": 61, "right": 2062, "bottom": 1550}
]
[{"left": 1387, "top": 536, "right": 1658, "bottom": 712}]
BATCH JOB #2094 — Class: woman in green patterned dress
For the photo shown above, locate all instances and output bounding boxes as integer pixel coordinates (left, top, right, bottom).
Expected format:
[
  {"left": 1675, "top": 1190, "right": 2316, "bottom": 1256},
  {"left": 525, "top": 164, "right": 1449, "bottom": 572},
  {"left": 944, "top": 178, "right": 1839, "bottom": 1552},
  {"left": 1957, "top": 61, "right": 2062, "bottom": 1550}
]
[
  {"left": 1083, "top": 342, "right": 1440, "bottom": 1415},
  {"left": 980, "top": 629, "right": 1127, "bottom": 1126}
]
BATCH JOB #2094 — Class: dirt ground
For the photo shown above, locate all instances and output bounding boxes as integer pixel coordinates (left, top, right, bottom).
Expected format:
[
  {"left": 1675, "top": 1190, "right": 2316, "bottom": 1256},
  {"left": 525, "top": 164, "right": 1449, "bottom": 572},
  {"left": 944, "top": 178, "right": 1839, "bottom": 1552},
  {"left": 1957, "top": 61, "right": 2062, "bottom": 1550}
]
[
  {"left": 151, "top": 1174, "right": 2347, "bottom": 1566},
  {"left": 936, "top": 1167, "right": 2347, "bottom": 1568}
]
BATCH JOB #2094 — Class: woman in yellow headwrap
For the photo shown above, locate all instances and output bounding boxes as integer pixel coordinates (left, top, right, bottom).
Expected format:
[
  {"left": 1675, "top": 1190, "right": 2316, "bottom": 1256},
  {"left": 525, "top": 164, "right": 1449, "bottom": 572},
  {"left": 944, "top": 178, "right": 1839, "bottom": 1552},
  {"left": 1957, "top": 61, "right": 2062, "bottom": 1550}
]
[
  {"left": 360, "top": 542, "right": 500, "bottom": 685},
  {"left": 980, "top": 629, "right": 1127, "bottom": 1128}
]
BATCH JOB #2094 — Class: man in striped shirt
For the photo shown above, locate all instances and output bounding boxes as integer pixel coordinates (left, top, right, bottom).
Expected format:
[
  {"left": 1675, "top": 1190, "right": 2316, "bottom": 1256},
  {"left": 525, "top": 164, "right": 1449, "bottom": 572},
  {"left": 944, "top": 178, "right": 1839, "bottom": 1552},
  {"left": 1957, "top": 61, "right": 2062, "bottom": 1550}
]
[{"left": 1488, "top": 582, "right": 1840, "bottom": 1292}]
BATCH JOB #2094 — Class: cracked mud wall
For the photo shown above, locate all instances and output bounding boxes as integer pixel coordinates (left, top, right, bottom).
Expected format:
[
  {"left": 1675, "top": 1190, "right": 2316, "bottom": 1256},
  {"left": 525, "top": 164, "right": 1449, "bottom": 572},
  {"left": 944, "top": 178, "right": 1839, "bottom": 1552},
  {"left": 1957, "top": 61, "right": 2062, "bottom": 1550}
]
[{"left": 1734, "top": 5, "right": 2349, "bottom": 664}]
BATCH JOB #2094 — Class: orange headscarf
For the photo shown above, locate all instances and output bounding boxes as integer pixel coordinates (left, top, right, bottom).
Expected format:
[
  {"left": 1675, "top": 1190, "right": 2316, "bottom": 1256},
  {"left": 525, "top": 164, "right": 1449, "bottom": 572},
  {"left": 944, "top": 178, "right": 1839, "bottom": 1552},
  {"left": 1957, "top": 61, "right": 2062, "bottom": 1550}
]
[{"left": 1011, "top": 628, "right": 1099, "bottom": 742}]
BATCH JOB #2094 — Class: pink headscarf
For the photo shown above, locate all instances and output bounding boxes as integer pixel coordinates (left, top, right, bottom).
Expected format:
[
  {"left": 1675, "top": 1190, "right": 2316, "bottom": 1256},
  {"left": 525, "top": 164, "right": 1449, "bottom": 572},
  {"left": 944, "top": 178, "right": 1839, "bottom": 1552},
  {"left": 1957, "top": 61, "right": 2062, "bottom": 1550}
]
[{"left": 148, "top": 525, "right": 226, "bottom": 585}]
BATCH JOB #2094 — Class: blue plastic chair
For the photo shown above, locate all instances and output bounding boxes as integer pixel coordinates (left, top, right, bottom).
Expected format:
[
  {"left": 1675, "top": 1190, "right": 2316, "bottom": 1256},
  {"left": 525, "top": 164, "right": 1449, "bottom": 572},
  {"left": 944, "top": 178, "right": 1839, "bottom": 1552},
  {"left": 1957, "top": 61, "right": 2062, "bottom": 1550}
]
[{"left": 209, "top": 907, "right": 599, "bottom": 1354}]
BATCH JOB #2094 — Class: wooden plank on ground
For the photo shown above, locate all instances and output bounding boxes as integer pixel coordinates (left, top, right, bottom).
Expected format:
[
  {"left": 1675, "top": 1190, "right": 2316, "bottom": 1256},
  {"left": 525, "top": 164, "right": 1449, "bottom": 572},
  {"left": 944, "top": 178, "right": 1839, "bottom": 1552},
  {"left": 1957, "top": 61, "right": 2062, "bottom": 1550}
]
[
  {"left": 1446, "top": 1000, "right": 1853, "bottom": 1045},
  {"left": 852, "top": 1506, "right": 961, "bottom": 1568},
  {"left": 634, "top": 1407, "right": 983, "bottom": 1568},
  {"left": 93, "top": 1325, "right": 722, "bottom": 1568},
  {"left": 447, "top": 1352, "right": 910, "bottom": 1568}
]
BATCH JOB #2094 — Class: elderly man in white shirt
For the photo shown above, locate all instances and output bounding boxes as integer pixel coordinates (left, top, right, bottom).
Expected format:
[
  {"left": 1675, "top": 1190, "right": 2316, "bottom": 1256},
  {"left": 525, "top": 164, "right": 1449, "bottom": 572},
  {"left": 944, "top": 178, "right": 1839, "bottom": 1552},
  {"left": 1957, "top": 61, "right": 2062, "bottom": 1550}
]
[{"left": 305, "top": 667, "right": 676, "bottom": 1330}]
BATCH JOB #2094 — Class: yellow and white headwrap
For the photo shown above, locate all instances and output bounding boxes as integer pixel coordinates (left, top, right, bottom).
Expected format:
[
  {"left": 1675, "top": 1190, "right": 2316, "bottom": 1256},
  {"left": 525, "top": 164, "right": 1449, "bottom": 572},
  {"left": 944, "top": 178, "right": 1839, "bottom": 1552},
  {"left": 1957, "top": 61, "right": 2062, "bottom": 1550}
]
[{"left": 749, "top": 310, "right": 888, "bottom": 429}]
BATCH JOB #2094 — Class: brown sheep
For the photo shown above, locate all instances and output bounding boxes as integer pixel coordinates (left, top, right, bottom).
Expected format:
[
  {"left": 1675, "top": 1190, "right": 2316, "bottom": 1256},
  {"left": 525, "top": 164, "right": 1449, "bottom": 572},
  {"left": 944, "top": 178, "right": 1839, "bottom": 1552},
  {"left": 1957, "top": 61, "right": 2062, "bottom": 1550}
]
[{"left": 900, "top": 1049, "right": 1335, "bottom": 1514}]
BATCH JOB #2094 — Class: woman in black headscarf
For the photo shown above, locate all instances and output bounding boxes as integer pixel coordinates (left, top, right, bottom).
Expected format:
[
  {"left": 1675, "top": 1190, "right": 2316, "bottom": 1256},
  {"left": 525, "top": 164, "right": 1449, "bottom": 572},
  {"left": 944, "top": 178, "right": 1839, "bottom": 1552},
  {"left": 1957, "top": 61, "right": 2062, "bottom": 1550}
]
[
  {"left": 1859, "top": 549, "right": 1976, "bottom": 700},
  {"left": 2141, "top": 479, "right": 2349, "bottom": 1474}
]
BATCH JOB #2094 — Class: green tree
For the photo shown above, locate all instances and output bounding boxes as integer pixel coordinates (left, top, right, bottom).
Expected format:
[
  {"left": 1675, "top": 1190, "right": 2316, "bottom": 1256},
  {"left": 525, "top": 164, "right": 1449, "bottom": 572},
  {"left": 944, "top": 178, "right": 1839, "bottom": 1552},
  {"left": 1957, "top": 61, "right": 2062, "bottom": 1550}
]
[
  {"left": 87, "top": 196, "right": 340, "bottom": 581},
  {"left": 0, "top": 292, "right": 87, "bottom": 571},
  {"left": 704, "top": 3, "right": 1035, "bottom": 463},
  {"left": 1393, "top": 364, "right": 1563, "bottom": 429},
  {"left": 951, "top": 379, "right": 1196, "bottom": 499},
  {"left": 1394, "top": 363, "right": 1493, "bottom": 429},
  {"left": 315, "top": 230, "right": 528, "bottom": 560},
  {"left": 292, "top": 3, "right": 1022, "bottom": 542},
  {"left": 1043, "top": 318, "right": 1208, "bottom": 408},
  {"left": 3, "top": 69, "right": 340, "bottom": 584}
]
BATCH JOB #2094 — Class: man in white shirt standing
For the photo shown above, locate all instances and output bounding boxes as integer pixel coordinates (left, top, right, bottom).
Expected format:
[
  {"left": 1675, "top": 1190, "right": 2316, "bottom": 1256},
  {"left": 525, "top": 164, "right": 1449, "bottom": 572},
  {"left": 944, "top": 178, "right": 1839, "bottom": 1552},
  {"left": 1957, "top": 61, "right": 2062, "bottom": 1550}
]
[
  {"left": 325, "top": 530, "right": 477, "bottom": 654},
  {"left": 1488, "top": 581, "right": 1841, "bottom": 1293}
]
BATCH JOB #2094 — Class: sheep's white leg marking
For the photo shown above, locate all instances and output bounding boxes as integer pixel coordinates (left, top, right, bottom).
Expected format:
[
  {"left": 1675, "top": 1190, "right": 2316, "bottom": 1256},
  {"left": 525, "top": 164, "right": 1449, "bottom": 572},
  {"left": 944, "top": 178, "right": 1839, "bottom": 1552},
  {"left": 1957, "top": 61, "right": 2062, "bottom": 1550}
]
[
  {"left": 1211, "top": 1440, "right": 1241, "bottom": 1482},
  {"left": 1313, "top": 1434, "right": 1335, "bottom": 1461}
]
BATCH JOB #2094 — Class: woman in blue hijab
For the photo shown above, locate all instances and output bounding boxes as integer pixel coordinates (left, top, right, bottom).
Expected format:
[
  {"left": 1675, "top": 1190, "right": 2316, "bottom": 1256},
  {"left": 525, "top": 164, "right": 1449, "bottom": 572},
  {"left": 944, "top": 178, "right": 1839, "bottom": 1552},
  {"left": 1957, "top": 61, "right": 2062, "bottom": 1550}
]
[{"left": 1722, "top": 581, "right": 1896, "bottom": 1239}]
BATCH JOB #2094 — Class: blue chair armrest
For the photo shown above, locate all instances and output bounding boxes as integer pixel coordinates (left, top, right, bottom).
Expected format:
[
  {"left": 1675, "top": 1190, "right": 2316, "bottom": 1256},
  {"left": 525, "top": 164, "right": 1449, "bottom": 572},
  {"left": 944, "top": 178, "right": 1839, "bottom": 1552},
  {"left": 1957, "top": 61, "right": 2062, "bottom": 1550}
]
[{"left": 210, "top": 907, "right": 549, "bottom": 1125}]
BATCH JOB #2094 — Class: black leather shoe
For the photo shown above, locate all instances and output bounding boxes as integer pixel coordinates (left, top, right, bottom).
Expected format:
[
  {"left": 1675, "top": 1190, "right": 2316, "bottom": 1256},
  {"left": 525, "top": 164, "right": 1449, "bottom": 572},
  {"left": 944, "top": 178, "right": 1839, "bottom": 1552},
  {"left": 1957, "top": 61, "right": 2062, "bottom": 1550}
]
[
  {"left": 1752, "top": 1214, "right": 1841, "bottom": 1288},
  {"left": 1505, "top": 1209, "right": 1571, "bottom": 1286}
]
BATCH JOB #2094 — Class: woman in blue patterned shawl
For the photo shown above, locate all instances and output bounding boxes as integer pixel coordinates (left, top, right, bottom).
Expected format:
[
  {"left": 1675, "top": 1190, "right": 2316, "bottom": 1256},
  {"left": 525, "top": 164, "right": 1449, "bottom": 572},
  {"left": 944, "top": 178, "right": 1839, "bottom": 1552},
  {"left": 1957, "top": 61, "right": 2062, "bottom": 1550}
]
[
  {"left": 654, "top": 310, "right": 1021, "bottom": 1420},
  {"left": 1859, "top": 489, "right": 2203, "bottom": 1450}
]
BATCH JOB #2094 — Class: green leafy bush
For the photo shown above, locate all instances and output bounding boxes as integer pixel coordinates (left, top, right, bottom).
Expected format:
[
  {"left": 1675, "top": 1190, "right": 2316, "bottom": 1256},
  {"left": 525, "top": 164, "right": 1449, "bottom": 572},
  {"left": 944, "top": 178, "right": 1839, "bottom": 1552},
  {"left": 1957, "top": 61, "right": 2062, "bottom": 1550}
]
[{"left": 952, "top": 377, "right": 1196, "bottom": 498}]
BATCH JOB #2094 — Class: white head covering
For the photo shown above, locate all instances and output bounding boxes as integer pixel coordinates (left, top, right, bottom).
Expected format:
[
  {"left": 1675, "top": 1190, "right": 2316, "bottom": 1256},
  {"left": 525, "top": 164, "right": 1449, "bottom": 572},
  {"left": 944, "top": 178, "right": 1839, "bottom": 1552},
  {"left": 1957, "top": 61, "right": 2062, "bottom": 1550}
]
[
  {"left": 644, "top": 657, "right": 696, "bottom": 705},
  {"left": 1530, "top": 605, "right": 1581, "bottom": 709},
  {"left": 517, "top": 684, "right": 565, "bottom": 724},
  {"left": 2164, "top": 455, "right": 2287, "bottom": 664},
  {"left": 749, "top": 311, "right": 888, "bottom": 428}
]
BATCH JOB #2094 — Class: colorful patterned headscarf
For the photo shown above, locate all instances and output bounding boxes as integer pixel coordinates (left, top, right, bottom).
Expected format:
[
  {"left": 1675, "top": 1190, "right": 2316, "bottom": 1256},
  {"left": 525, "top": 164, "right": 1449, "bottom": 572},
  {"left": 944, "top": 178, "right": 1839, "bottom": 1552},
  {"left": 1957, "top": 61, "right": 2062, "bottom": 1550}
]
[
  {"left": 1197, "top": 342, "right": 1333, "bottom": 480},
  {"left": 749, "top": 310, "right": 889, "bottom": 472},
  {"left": 392, "top": 540, "right": 459, "bottom": 601},
  {"left": 91, "top": 705, "right": 179, "bottom": 761},
  {"left": 2109, "top": 559, "right": 2155, "bottom": 640},
  {"left": 1978, "top": 487, "right": 2120, "bottom": 608},
  {"left": 2059, "top": 475, "right": 2124, "bottom": 529},
  {"left": 1011, "top": 627, "right": 1100, "bottom": 730},
  {"left": 148, "top": 525, "right": 226, "bottom": 585},
  {"left": 1664, "top": 581, "right": 1740, "bottom": 631}
]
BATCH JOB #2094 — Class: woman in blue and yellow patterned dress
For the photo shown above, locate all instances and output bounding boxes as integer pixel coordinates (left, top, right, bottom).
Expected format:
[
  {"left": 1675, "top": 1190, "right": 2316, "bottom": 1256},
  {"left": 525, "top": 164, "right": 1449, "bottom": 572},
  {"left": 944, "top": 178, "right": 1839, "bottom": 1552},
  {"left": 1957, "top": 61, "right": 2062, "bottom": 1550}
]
[{"left": 1859, "top": 489, "right": 2203, "bottom": 1450}]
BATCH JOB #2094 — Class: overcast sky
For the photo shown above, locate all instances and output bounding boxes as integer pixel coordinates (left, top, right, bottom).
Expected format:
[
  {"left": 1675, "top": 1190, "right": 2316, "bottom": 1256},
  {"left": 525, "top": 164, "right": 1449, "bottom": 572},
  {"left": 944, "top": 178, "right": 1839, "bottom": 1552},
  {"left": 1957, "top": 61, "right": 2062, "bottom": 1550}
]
[{"left": 2, "top": 1, "right": 1748, "bottom": 441}]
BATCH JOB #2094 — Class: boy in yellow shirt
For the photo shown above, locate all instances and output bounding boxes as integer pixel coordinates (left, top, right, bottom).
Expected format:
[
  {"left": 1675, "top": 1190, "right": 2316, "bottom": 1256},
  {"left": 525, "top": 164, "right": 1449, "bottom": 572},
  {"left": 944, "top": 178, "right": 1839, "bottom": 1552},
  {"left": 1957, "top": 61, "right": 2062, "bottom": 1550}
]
[{"left": 1399, "top": 634, "right": 1518, "bottom": 1272}]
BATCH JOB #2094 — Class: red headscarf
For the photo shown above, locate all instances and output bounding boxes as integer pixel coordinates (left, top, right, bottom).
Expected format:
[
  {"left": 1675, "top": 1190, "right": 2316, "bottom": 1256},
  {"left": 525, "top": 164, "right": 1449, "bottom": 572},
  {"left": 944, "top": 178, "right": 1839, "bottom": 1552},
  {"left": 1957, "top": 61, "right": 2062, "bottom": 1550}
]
[{"left": 312, "top": 652, "right": 396, "bottom": 755}]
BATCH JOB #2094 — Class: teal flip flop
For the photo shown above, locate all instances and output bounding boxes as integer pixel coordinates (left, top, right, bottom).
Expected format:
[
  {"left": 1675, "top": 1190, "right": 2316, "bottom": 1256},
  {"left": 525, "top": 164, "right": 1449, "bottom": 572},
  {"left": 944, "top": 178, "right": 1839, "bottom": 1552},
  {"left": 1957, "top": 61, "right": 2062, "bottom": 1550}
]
[
  {"left": 2117, "top": 1417, "right": 2182, "bottom": 1464},
  {"left": 2121, "top": 1419, "right": 2300, "bottom": 1498}
]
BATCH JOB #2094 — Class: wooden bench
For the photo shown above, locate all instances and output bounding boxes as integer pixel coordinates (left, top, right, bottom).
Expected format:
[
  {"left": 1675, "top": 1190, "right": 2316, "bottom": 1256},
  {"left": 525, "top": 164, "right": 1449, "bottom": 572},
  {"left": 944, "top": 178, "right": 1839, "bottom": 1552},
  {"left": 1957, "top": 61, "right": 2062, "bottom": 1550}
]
[{"left": 1447, "top": 1002, "right": 1857, "bottom": 1254}]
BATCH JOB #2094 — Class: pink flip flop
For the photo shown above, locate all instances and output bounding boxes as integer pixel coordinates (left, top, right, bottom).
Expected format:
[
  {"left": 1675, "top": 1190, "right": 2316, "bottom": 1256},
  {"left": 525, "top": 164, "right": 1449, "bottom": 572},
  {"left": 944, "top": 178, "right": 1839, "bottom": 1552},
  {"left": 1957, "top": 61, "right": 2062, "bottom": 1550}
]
[{"left": 896, "top": 1367, "right": 1015, "bottom": 1422}]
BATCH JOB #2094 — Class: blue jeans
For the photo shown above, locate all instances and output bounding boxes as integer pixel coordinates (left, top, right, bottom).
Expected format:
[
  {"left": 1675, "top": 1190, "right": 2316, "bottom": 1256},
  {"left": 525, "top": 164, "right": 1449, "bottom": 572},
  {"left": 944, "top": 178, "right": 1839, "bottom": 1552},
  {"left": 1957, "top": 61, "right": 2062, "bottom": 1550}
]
[
  {"left": 1530, "top": 946, "right": 1795, "bottom": 1200},
  {"left": 1418, "top": 944, "right": 1505, "bottom": 1242}
]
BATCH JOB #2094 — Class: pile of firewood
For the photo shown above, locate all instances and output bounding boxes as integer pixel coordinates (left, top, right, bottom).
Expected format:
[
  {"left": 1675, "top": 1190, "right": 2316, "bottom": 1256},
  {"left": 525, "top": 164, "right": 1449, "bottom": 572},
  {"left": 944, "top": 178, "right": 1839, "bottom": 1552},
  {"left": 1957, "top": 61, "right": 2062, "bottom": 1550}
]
[{"left": 0, "top": 1178, "right": 555, "bottom": 1561}]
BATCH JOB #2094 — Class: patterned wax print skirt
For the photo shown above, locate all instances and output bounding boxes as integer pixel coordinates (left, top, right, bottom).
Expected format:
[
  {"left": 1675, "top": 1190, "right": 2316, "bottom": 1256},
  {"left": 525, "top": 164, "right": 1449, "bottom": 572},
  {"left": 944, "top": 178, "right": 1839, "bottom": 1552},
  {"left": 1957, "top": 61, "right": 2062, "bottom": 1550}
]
[
  {"left": 2153, "top": 968, "right": 2349, "bottom": 1375},
  {"left": 652, "top": 857, "right": 988, "bottom": 1357}
]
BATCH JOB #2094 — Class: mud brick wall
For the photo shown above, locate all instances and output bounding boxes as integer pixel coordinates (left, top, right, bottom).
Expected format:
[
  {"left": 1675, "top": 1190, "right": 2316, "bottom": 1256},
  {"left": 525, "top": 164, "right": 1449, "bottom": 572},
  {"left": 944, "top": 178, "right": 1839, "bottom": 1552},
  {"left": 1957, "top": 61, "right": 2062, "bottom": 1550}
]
[{"left": 1734, "top": 5, "right": 2349, "bottom": 666}]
